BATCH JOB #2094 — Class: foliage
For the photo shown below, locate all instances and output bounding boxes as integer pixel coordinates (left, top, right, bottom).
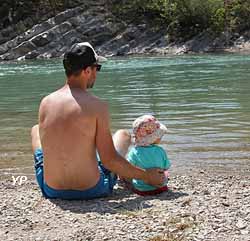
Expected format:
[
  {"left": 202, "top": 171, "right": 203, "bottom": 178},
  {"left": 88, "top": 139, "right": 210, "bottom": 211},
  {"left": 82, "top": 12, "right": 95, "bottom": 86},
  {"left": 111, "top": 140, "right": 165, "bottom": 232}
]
[
  {"left": 173, "top": 0, "right": 225, "bottom": 37},
  {"left": 109, "top": 0, "right": 250, "bottom": 39},
  {"left": 229, "top": 0, "right": 250, "bottom": 32},
  {"left": 0, "top": 0, "right": 75, "bottom": 29},
  {"left": 1, "top": 0, "right": 249, "bottom": 41}
]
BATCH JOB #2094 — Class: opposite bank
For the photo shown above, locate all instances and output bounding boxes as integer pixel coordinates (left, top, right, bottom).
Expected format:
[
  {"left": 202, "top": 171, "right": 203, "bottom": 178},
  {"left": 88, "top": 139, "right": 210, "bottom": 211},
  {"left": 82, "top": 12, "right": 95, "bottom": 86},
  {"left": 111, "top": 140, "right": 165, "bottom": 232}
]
[{"left": 1, "top": 1, "right": 250, "bottom": 61}]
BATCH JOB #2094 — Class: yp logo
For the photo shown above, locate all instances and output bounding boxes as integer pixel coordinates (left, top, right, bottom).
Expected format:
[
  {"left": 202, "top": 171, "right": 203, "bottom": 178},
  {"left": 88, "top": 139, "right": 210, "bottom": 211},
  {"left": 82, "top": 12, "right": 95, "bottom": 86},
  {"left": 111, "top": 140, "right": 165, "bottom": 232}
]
[{"left": 12, "top": 176, "right": 28, "bottom": 186}]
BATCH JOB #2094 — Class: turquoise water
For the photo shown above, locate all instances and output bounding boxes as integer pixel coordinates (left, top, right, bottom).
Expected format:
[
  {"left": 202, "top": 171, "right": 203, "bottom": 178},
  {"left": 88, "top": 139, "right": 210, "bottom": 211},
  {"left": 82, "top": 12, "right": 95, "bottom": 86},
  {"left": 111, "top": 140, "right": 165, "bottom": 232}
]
[{"left": 0, "top": 54, "right": 250, "bottom": 176}]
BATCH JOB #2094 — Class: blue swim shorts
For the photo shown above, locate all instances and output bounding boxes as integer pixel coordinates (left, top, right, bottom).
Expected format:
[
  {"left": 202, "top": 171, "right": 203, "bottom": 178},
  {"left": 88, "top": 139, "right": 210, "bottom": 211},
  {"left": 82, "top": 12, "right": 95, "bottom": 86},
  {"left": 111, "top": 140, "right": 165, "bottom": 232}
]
[{"left": 33, "top": 148, "right": 117, "bottom": 200}]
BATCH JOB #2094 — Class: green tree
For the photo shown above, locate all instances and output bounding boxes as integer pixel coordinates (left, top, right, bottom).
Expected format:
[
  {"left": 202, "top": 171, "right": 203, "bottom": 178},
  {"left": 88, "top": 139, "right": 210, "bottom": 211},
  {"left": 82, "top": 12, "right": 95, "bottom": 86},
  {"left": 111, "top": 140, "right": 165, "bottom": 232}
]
[{"left": 229, "top": 0, "right": 250, "bottom": 32}]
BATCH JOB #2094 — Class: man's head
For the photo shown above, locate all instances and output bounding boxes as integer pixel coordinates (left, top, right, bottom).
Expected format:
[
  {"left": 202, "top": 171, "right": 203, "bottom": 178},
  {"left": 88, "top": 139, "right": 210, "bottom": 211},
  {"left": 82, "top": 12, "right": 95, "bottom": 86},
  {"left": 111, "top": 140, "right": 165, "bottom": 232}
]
[{"left": 63, "top": 42, "right": 107, "bottom": 88}]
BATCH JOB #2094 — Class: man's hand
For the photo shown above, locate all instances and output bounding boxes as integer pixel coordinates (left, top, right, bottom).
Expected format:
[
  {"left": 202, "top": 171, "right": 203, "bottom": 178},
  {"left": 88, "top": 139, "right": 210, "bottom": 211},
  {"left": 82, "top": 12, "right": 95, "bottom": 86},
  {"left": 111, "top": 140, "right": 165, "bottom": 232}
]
[{"left": 144, "top": 168, "right": 165, "bottom": 187}]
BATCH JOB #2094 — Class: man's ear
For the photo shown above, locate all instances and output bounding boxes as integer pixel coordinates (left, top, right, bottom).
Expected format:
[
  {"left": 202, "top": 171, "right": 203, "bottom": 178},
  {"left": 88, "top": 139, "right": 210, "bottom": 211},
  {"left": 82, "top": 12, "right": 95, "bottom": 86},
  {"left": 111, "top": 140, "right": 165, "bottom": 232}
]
[
  {"left": 85, "top": 66, "right": 92, "bottom": 75},
  {"left": 80, "top": 67, "right": 89, "bottom": 77}
]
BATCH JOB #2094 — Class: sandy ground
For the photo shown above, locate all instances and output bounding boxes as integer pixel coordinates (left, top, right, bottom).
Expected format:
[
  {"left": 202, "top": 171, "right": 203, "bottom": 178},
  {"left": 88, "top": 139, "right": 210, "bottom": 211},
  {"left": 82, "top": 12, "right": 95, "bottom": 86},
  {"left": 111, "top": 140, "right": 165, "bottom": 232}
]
[{"left": 0, "top": 168, "right": 249, "bottom": 241}]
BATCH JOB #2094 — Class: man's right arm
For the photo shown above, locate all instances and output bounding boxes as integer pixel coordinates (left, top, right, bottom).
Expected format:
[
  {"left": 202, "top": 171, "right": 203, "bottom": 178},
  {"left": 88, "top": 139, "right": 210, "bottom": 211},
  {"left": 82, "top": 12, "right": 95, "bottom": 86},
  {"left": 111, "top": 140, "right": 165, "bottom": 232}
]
[{"left": 95, "top": 101, "right": 165, "bottom": 187}]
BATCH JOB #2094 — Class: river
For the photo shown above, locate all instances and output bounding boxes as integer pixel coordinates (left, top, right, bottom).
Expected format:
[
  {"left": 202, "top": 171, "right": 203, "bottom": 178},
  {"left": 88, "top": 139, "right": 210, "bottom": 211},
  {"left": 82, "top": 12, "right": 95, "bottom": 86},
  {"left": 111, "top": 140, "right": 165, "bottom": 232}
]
[{"left": 0, "top": 54, "right": 249, "bottom": 177}]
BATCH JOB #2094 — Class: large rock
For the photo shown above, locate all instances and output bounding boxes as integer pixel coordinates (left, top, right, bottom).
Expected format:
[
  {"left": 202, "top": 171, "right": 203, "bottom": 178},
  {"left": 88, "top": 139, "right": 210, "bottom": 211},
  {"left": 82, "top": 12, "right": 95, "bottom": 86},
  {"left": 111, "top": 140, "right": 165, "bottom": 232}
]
[
  {"left": 92, "top": 32, "right": 114, "bottom": 46},
  {"left": 69, "top": 16, "right": 86, "bottom": 28},
  {"left": 24, "top": 21, "right": 55, "bottom": 42},
  {"left": 62, "top": 29, "right": 87, "bottom": 46},
  {"left": 0, "top": 52, "right": 15, "bottom": 61},
  {"left": 1, "top": 1, "right": 248, "bottom": 61},
  {"left": 117, "top": 44, "right": 130, "bottom": 56},
  {"left": 53, "top": 21, "right": 72, "bottom": 35},
  {"left": 31, "top": 31, "right": 55, "bottom": 47},
  {"left": 0, "top": 44, "right": 8, "bottom": 55},
  {"left": 12, "top": 41, "right": 36, "bottom": 57},
  {"left": 54, "top": 8, "right": 81, "bottom": 24},
  {"left": 184, "top": 32, "right": 214, "bottom": 52},
  {"left": 24, "top": 50, "right": 39, "bottom": 59}
]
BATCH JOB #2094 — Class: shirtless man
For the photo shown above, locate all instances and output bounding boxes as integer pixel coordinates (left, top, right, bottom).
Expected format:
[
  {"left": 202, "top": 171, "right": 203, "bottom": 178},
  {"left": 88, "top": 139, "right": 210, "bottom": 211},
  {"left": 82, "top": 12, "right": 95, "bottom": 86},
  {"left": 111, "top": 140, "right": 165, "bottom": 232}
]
[{"left": 31, "top": 42, "right": 165, "bottom": 199}]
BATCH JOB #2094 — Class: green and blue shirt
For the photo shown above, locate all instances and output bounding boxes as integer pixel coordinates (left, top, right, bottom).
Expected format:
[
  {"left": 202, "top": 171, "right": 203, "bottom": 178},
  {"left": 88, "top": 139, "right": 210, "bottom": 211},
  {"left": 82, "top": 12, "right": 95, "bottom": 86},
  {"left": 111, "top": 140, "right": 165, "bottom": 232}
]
[{"left": 127, "top": 144, "right": 171, "bottom": 191}]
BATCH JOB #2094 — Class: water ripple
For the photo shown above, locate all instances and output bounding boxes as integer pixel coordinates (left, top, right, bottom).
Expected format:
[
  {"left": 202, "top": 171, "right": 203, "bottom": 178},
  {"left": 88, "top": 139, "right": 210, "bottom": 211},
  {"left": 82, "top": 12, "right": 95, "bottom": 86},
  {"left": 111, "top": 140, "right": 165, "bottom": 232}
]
[{"left": 0, "top": 54, "right": 250, "bottom": 171}]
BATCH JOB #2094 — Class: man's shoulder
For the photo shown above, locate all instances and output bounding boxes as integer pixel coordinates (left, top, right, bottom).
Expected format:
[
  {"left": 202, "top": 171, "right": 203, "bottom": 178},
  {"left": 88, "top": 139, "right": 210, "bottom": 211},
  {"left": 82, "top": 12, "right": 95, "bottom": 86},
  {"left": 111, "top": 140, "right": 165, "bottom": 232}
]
[
  {"left": 74, "top": 93, "right": 105, "bottom": 115},
  {"left": 40, "top": 89, "right": 61, "bottom": 102},
  {"left": 39, "top": 89, "right": 109, "bottom": 117},
  {"left": 40, "top": 88, "right": 106, "bottom": 105},
  {"left": 39, "top": 91, "right": 58, "bottom": 110},
  {"left": 88, "top": 93, "right": 106, "bottom": 105},
  {"left": 39, "top": 94, "right": 50, "bottom": 107}
]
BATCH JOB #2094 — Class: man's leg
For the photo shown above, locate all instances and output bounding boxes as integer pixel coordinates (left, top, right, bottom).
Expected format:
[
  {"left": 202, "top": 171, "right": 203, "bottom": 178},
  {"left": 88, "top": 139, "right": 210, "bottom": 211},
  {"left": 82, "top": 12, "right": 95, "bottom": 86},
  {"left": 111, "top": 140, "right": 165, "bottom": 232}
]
[
  {"left": 111, "top": 129, "right": 132, "bottom": 188},
  {"left": 31, "top": 124, "right": 41, "bottom": 153},
  {"left": 31, "top": 125, "right": 47, "bottom": 196},
  {"left": 112, "top": 129, "right": 131, "bottom": 158}
]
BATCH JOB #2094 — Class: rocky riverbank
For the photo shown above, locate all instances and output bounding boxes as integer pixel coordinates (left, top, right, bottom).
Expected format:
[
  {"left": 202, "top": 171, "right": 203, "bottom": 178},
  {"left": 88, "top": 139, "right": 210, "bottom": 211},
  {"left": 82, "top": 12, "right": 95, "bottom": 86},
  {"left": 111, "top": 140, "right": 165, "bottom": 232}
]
[
  {"left": 0, "top": 168, "right": 249, "bottom": 241},
  {"left": 1, "top": 1, "right": 250, "bottom": 61}
]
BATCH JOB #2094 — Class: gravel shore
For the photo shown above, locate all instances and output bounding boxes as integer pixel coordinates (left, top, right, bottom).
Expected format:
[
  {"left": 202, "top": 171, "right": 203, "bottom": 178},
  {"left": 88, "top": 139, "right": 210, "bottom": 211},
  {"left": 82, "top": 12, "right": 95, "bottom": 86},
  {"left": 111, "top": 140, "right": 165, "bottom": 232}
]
[{"left": 0, "top": 169, "right": 249, "bottom": 241}]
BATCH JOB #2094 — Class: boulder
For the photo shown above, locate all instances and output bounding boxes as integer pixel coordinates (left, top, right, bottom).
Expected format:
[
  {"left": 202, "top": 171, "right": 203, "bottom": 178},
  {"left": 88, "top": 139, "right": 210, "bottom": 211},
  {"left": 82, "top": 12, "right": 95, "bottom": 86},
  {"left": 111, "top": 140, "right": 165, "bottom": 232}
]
[
  {"left": 16, "top": 35, "right": 27, "bottom": 45},
  {"left": 37, "top": 52, "right": 53, "bottom": 59},
  {"left": 57, "top": 21, "right": 72, "bottom": 34},
  {"left": 6, "top": 39, "right": 18, "bottom": 50},
  {"left": 69, "top": 16, "right": 86, "bottom": 28},
  {"left": 12, "top": 41, "right": 36, "bottom": 57},
  {"left": 0, "top": 52, "right": 15, "bottom": 61},
  {"left": 235, "top": 36, "right": 246, "bottom": 46},
  {"left": 54, "top": 8, "right": 80, "bottom": 24},
  {"left": 184, "top": 32, "right": 214, "bottom": 52},
  {"left": 66, "top": 30, "right": 87, "bottom": 44},
  {"left": 31, "top": 31, "right": 55, "bottom": 47},
  {"left": 0, "top": 43, "right": 8, "bottom": 55},
  {"left": 37, "top": 48, "right": 62, "bottom": 59},
  {"left": 117, "top": 44, "right": 129, "bottom": 56},
  {"left": 25, "top": 50, "right": 39, "bottom": 59},
  {"left": 123, "top": 25, "right": 140, "bottom": 41},
  {"left": 0, "top": 36, "right": 7, "bottom": 45},
  {"left": 92, "top": 32, "right": 114, "bottom": 46},
  {"left": 24, "top": 21, "right": 55, "bottom": 41}
]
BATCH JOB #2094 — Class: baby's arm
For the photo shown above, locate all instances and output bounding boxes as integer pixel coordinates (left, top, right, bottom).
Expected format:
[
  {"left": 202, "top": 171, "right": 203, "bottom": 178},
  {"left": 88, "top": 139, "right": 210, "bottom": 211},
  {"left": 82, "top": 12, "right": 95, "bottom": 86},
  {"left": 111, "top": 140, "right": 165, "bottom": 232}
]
[
  {"left": 121, "top": 148, "right": 137, "bottom": 188},
  {"left": 162, "top": 148, "right": 171, "bottom": 184}
]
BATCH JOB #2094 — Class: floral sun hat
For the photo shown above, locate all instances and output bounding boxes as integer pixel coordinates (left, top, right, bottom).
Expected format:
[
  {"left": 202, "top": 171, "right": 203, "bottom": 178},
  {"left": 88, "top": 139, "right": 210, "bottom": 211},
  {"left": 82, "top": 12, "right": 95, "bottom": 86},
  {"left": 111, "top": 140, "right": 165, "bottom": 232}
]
[{"left": 132, "top": 115, "right": 168, "bottom": 146}]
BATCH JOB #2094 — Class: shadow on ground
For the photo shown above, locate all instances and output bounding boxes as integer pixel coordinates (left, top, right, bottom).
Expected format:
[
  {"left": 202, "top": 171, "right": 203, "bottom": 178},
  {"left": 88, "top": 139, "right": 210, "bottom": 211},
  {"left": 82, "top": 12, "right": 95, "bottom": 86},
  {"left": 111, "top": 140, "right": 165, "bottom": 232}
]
[{"left": 49, "top": 186, "right": 188, "bottom": 215}]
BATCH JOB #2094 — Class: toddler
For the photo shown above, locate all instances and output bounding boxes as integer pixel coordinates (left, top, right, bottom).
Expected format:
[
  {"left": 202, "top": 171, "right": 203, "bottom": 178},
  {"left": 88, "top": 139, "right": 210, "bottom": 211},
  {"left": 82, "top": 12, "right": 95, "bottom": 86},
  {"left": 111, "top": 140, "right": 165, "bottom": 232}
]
[{"left": 127, "top": 115, "right": 171, "bottom": 195}]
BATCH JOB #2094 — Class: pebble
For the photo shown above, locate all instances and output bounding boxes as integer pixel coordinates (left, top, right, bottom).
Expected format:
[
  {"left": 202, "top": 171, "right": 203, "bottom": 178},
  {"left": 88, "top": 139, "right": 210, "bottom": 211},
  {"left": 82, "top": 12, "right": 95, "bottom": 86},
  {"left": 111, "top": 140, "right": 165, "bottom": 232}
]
[
  {"left": 240, "top": 229, "right": 249, "bottom": 235},
  {"left": 236, "top": 220, "right": 247, "bottom": 229},
  {"left": 0, "top": 171, "right": 249, "bottom": 241},
  {"left": 222, "top": 202, "right": 230, "bottom": 207}
]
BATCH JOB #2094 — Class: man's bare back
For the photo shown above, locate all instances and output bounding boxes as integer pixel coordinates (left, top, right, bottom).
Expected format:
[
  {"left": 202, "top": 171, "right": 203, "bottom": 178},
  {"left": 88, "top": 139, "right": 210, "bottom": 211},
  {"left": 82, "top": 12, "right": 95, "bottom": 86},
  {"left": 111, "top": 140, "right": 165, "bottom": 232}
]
[{"left": 39, "top": 85, "right": 102, "bottom": 190}]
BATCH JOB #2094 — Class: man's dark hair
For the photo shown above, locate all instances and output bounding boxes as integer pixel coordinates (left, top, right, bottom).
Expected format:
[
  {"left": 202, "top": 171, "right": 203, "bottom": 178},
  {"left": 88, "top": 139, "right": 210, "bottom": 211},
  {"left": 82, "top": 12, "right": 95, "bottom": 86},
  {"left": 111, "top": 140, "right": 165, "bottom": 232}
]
[{"left": 63, "top": 43, "right": 96, "bottom": 77}]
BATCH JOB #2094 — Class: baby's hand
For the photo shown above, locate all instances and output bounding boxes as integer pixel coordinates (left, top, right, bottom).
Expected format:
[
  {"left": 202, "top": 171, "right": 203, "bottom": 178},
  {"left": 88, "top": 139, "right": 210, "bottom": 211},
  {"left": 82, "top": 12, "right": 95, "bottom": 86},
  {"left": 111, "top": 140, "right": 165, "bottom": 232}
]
[
  {"left": 164, "top": 170, "right": 169, "bottom": 178},
  {"left": 163, "top": 170, "right": 169, "bottom": 185}
]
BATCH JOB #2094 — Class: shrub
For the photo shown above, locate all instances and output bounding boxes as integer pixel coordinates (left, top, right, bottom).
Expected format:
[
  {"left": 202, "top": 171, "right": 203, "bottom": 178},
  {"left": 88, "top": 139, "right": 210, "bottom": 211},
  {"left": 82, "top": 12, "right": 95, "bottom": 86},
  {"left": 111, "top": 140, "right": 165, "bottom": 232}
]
[
  {"left": 108, "top": 0, "right": 249, "bottom": 39},
  {"left": 229, "top": 0, "right": 250, "bottom": 32}
]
